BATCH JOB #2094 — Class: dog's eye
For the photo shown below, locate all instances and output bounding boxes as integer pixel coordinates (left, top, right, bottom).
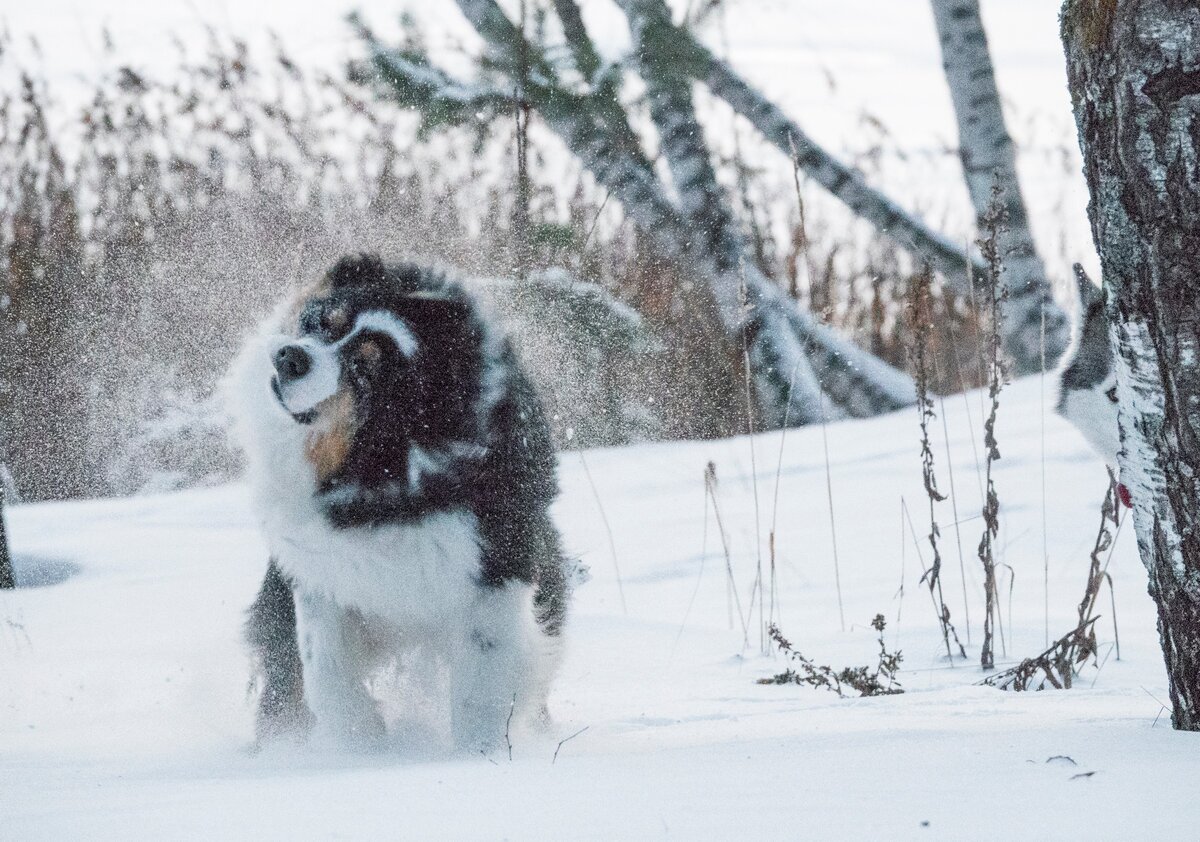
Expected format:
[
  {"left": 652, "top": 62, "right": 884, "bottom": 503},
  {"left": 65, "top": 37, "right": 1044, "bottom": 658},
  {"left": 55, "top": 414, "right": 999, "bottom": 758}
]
[
  {"left": 349, "top": 339, "right": 384, "bottom": 379},
  {"left": 300, "top": 304, "right": 350, "bottom": 339},
  {"left": 1106, "top": 386, "right": 1118, "bottom": 403}
]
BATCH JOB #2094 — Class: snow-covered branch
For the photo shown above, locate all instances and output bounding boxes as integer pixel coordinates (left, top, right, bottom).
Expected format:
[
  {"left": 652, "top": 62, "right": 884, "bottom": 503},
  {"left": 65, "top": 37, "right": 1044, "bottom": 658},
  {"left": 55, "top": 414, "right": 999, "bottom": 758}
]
[
  {"left": 619, "top": 0, "right": 923, "bottom": 420},
  {"left": 348, "top": 15, "right": 511, "bottom": 130}
]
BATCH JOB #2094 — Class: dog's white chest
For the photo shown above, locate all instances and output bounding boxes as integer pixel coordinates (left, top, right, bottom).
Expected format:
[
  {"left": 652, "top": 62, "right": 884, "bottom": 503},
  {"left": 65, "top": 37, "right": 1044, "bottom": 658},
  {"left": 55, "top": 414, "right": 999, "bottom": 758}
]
[{"left": 267, "top": 508, "right": 484, "bottom": 628}]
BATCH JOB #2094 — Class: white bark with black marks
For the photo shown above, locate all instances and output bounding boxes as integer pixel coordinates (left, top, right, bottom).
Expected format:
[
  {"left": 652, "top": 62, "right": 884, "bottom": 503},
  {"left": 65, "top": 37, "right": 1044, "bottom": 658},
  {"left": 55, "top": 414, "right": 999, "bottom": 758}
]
[
  {"left": 931, "top": 0, "right": 1068, "bottom": 373},
  {"left": 1063, "top": 0, "right": 1200, "bottom": 731},
  {"left": 616, "top": 0, "right": 827, "bottom": 423},
  {"left": 450, "top": 0, "right": 916, "bottom": 421}
]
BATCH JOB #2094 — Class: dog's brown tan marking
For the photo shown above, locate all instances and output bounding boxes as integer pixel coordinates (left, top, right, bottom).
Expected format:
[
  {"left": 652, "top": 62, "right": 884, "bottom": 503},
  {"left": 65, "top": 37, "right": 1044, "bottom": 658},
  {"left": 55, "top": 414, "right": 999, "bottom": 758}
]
[
  {"left": 355, "top": 338, "right": 382, "bottom": 373},
  {"left": 327, "top": 306, "right": 351, "bottom": 335},
  {"left": 304, "top": 388, "right": 357, "bottom": 483}
]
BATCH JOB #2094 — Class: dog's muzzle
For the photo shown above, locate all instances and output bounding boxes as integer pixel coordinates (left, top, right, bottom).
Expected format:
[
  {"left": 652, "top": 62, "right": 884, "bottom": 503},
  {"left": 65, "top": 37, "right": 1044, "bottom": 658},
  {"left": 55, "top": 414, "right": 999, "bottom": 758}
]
[
  {"left": 271, "top": 343, "right": 320, "bottom": 425},
  {"left": 271, "top": 375, "right": 318, "bottom": 425},
  {"left": 274, "top": 344, "right": 312, "bottom": 384}
]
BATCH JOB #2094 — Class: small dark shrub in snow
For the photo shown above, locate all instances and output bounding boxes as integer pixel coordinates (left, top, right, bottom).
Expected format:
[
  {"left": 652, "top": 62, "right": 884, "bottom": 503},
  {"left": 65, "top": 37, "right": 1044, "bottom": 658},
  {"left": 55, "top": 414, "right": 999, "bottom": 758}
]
[
  {"left": 984, "top": 474, "right": 1118, "bottom": 692},
  {"left": 980, "top": 618, "right": 1099, "bottom": 692},
  {"left": 759, "top": 616, "right": 903, "bottom": 697}
]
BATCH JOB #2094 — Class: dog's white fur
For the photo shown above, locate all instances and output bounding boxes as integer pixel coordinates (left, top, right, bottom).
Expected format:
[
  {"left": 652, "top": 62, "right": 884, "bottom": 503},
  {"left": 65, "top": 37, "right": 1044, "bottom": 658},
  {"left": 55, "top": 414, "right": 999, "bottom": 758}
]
[
  {"left": 227, "top": 313, "right": 556, "bottom": 751},
  {"left": 1059, "top": 371, "right": 1121, "bottom": 468},
  {"left": 272, "top": 310, "right": 420, "bottom": 415}
]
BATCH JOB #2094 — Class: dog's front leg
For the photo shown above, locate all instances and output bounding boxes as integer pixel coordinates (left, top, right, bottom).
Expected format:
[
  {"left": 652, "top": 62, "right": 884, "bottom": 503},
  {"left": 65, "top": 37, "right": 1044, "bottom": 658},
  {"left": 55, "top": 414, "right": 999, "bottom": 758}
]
[
  {"left": 294, "top": 590, "right": 385, "bottom": 749},
  {"left": 451, "top": 582, "right": 532, "bottom": 753}
]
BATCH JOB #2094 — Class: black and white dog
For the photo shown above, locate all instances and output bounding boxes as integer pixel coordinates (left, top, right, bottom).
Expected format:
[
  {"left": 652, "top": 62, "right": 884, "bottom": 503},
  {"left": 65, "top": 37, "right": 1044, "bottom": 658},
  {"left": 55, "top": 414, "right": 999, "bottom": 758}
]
[
  {"left": 1056, "top": 264, "right": 1131, "bottom": 505},
  {"left": 227, "top": 255, "right": 570, "bottom": 751},
  {"left": 1057, "top": 264, "right": 1120, "bottom": 467}
]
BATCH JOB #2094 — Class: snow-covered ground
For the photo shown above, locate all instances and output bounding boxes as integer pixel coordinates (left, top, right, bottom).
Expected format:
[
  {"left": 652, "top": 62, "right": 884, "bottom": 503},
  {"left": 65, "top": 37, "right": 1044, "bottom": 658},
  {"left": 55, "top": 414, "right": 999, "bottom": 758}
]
[
  {"left": 4, "top": 377, "right": 1198, "bottom": 839},
  {"left": 2, "top": 2, "right": 1190, "bottom": 838}
]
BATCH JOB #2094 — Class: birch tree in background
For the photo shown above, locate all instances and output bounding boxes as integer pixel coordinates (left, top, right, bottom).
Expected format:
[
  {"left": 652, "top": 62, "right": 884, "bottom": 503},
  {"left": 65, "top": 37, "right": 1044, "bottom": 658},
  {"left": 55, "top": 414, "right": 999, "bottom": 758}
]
[
  {"left": 1063, "top": 0, "right": 1200, "bottom": 730},
  {"left": 598, "top": 5, "right": 1065, "bottom": 370},
  {"left": 931, "top": 0, "right": 1069, "bottom": 372},
  {"left": 354, "top": 0, "right": 918, "bottom": 424}
]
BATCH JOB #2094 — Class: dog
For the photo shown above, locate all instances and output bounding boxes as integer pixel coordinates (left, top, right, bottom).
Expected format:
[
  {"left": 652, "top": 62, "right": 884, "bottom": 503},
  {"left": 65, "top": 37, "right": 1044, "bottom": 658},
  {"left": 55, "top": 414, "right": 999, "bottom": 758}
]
[
  {"left": 227, "top": 254, "right": 571, "bottom": 751},
  {"left": 1056, "top": 264, "right": 1128, "bottom": 503}
]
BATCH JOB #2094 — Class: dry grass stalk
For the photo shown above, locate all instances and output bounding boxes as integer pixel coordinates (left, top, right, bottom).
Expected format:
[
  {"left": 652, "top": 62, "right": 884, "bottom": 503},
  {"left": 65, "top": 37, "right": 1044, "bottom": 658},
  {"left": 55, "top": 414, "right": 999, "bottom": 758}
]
[
  {"left": 1078, "top": 471, "right": 1122, "bottom": 642},
  {"left": 905, "top": 267, "right": 967, "bottom": 663},
  {"left": 976, "top": 181, "right": 1009, "bottom": 672},
  {"left": 980, "top": 617, "right": 1099, "bottom": 691},
  {"left": 985, "top": 474, "right": 1123, "bottom": 692},
  {"left": 705, "top": 461, "right": 749, "bottom": 647}
]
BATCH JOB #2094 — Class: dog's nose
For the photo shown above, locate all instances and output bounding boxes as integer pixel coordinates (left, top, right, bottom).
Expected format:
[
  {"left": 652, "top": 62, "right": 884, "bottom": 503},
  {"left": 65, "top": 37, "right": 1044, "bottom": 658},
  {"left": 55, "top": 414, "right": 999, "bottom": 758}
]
[{"left": 273, "top": 344, "right": 312, "bottom": 383}]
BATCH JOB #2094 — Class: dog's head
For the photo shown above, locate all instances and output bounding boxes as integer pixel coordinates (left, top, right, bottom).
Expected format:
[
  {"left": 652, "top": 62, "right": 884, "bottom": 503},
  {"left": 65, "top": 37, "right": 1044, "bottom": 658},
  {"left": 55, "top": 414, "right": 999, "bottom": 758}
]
[
  {"left": 1057, "top": 264, "right": 1119, "bottom": 466},
  {"left": 230, "top": 255, "right": 499, "bottom": 523}
]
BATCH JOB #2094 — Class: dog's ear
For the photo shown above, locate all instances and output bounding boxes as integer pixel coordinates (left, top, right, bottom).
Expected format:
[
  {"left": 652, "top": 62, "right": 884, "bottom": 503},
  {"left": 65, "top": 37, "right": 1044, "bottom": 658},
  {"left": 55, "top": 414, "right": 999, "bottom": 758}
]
[
  {"left": 1073, "top": 263, "right": 1104, "bottom": 312},
  {"left": 325, "top": 254, "right": 391, "bottom": 289},
  {"left": 399, "top": 290, "right": 474, "bottom": 328}
]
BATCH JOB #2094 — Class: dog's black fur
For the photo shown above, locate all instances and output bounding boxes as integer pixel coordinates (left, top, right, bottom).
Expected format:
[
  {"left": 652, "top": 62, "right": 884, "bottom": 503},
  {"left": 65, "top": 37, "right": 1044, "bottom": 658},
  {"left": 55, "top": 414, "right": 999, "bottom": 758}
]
[{"left": 243, "top": 255, "right": 569, "bottom": 742}]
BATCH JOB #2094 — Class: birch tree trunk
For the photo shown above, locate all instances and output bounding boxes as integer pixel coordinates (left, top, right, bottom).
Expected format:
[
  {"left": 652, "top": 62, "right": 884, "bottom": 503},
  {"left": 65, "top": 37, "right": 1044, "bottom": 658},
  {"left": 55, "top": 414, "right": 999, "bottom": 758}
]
[
  {"left": 634, "top": 15, "right": 1060, "bottom": 373},
  {"left": 449, "top": 0, "right": 917, "bottom": 420},
  {"left": 0, "top": 472, "right": 13, "bottom": 589},
  {"left": 1063, "top": 0, "right": 1200, "bottom": 730},
  {"left": 931, "top": 0, "right": 1068, "bottom": 372},
  {"left": 616, "top": 0, "right": 828, "bottom": 424}
]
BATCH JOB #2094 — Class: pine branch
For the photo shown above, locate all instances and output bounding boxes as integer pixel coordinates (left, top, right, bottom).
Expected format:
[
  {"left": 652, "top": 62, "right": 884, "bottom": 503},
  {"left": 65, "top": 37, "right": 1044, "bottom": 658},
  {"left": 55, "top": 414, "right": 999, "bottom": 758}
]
[
  {"left": 347, "top": 14, "right": 510, "bottom": 131},
  {"left": 355, "top": 0, "right": 917, "bottom": 421}
]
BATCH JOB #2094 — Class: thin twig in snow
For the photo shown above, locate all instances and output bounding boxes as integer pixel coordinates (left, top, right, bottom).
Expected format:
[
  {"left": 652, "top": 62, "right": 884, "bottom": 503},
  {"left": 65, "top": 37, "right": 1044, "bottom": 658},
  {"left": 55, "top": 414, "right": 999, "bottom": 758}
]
[
  {"left": 707, "top": 462, "right": 750, "bottom": 648},
  {"left": 505, "top": 693, "right": 516, "bottom": 761},
  {"left": 1041, "top": 299, "right": 1050, "bottom": 648},
  {"left": 578, "top": 452, "right": 626, "bottom": 615},
  {"left": 937, "top": 392, "right": 971, "bottom": 644},
  {"left": 552, "top": 726, "right": 589, "bottom": 764},
  {"left": 819, "top": 391, "right": 845, "bottom": 633},
  {"left": 737, "top": 265, "right": 766, "bottom": 652}
]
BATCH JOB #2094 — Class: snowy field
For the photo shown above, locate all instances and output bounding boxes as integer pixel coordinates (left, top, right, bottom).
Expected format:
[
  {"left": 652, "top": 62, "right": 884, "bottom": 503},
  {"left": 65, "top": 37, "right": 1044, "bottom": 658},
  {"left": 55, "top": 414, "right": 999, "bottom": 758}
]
[
  {"left": 3, "top": 1, "right": 1195, "bottom": 839},
  {"left": 3, "top": 377, "right": 1199, "bottom": 839}
]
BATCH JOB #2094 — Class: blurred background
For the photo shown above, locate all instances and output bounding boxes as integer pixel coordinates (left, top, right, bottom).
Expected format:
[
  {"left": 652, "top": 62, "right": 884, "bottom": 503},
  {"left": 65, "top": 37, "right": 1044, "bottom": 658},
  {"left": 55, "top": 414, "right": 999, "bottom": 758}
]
[{"left": 0, "top": 0, "right": 1092, "bottom": 502}]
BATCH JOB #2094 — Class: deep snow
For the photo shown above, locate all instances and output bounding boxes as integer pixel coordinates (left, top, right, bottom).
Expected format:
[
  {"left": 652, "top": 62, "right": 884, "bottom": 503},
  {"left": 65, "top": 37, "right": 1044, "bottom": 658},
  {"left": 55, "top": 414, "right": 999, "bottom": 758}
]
[
  {"left": 3, "top": 377, "right": 1198, "bottom": 840},
  {"left": 1, "top": 2, "right": 1193, "bottom": 837}
]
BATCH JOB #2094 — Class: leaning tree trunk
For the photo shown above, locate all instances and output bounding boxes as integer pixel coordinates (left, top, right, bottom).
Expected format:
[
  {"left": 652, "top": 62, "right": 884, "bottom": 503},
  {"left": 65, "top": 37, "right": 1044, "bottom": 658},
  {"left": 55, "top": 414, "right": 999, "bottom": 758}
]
[
  {"left": 628, "top": 12, "right": 1064, "bottom": 374},
  {"left": 616, "top": 0, "right": 828, "bottom": 425},
  {"left": 0, "top": 467, "right": 13, "bottom": 589},
  {"left": 1063, "top": 0, "right": 1200, "bottom": 731},
  {"left": 931, "top": 0, "right": 1069, "bottom": 372},
  {"left": 367, "top": 0, "right": 919, "bottom": 422}
]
